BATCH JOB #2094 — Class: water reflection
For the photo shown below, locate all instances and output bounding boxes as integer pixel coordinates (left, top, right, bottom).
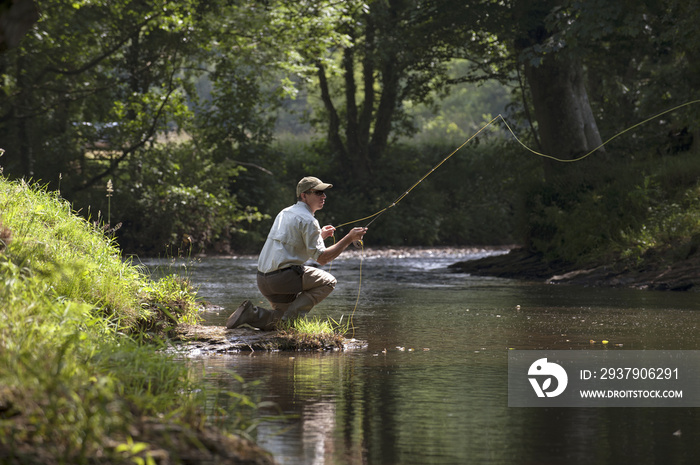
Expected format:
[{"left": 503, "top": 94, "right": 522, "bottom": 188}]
[{"left": 148, "top": 250, "right": 700, "bottom": 465}]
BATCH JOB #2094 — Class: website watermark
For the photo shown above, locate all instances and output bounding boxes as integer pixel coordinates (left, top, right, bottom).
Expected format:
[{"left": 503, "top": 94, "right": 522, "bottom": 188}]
[{"left": 508, "top": 350, "right": 700, "bottom": 407}]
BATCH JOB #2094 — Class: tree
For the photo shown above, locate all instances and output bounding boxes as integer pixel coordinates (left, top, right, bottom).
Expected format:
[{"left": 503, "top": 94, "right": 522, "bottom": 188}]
[
  {"left": 494, "top": 0, "right": 699, "bottom": 163},
  {"left": 473, "top": 0, "right": 605, "bottom": 167},
  {"left": 0, "top": 0, "right": 200, "bottom": 193},
  {"left": 0, "top": 0, "right": 355, "bottom": 253},
  {"left": 0, "top": 0, "right": 39, "bottom": 52},
  {"left": 0, "top": 0, "right": 356, "bottom": 191},
  {"left": 486, "top": 0, "right": 700, "bottom": 259},
  {"left": 302, "top": 0, "right": 482, "bottom": 181}
]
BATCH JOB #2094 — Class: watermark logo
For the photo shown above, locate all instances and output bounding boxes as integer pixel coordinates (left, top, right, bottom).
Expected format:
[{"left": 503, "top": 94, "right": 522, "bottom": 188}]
[
  {"left": 509, "top": 351, "right": 699, "bottom": 407},
  {"left": 528, "top": 358, "right": 568, "bottom": 397}
]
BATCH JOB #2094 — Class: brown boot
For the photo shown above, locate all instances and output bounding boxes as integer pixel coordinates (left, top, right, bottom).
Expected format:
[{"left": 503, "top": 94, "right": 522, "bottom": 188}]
[
  {"left": 280, "top": 294, "right": 316, "bottom": 323},
  {"left": 226, "top": 300, "right": 279, "bottom": 330}
]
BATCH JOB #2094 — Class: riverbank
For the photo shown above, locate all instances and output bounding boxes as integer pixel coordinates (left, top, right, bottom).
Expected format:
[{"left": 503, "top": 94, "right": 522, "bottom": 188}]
[
  {"left": 0, "top": 178, "right": 280, "bottom": 465},
  {"left": 449, "top": 245, "right": 700, "bottom": 291}
]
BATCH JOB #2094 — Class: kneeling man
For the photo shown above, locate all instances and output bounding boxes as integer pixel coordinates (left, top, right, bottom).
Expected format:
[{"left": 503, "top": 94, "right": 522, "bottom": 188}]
[{"left": 227, "top": 176, "right": 367, "bottom": 330}]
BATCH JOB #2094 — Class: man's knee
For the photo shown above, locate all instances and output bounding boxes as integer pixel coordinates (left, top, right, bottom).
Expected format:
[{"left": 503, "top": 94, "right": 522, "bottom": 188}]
[{"left": 302, "top": 267, "right": 336, "bottom": 288}]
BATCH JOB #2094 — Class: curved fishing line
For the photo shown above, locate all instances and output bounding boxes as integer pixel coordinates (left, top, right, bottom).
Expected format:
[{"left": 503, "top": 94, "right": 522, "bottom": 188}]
[
  {"left": 327, "top": 98, "right": 700, "bottom": 337},
  {"left": 501, "top": 99, "right": 700, "bottom": 163},
  {"left": 336, "top": 113, "right": 502, "bottom": 229},
  {"left": 326, "top": 234, "right": 362, "bottom": 339},
  {"left": 338, "top": 99, "right": 700, "bottom": 229}
]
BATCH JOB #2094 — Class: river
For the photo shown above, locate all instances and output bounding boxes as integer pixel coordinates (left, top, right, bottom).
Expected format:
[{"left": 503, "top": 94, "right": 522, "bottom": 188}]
[{"left": 147, "top": 248, "right": 700, "bottom": 465}]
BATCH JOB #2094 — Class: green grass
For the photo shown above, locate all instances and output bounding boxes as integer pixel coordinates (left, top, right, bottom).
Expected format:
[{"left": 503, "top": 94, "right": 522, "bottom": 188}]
[
  {"left": 280, "top": 315, "right": 348, "bottom": 335},
  {"left": 0, "top": 177, "right": 248, "bottom": 464},
  {"left": 1, "top": 178, "right": 202, "bottom": 329},
  {"left": 275, "top": 316, "right": 350, "bottom": 350}
]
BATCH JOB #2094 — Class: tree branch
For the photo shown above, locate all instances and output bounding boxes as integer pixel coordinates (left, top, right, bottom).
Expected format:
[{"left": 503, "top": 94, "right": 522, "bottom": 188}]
[
  {"left": 316, "top": 61, "right": 347, "bottom": 162},
  {"left": 344, "top": 43, "right": 359, "bottom": 156},
  {"left": 41, "top": 14, "right": 161, "bottom": 77},
  {"left": 74, "top": 63, "right": 180, "bottom": 192}
]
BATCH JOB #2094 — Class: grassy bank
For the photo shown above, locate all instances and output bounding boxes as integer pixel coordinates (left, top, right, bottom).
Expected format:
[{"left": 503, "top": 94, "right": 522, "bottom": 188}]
[{"left": 0, "top": 178, "right": 270, "bottom": 464}]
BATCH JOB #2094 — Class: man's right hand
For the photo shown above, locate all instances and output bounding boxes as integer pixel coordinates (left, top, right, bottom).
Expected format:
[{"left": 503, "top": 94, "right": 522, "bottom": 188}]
[{"left": 348, "top": 227, "right": 368, "bottom": 242}]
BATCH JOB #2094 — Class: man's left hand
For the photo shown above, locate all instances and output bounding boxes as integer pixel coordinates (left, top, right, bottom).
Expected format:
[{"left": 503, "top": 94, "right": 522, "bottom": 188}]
[{"left": 321, "top": 225, "right": 336, "bottom": 239}]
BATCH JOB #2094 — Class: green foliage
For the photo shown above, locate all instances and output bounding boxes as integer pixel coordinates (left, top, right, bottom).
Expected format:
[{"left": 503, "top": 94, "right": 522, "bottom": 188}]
[
  {"left": 301, "top": 0, "right": 492, "bottom": 180},
  {"left": 0, "top": 271, "right": 122, "bottom": 461},
  {"left": 0, "top": 0, "right": 200, "bottom": 189},
  {"left": 1, "top": 178, "right": 140, "bottom": 321},
  {"left": 108, "top": 140, "right": 266, "bottom": 255},
  {"left": 1, "top": 0, "right": 699, "bottom": 262},
  {"left": 523, "top": 146, "right": 700, "bottom": 265},
  {"left": 616, "top": 158, "right": 700, "bottom": 263},
  {"left": 0, "top": 176, "right": 267, "bottom": 463},
  {"left": 0, "top": 177, "right": 187, "bottom": 460},
  {"left": 296, "top": 134, "right": 540, "bottom": 247},
  {"left": 278, "top": 316, "right": 347, "bottom": 336},
  {"left": 0, "top": 176, "right": 201, "bottom": 326},
  {"left": 274, "top": 316, "right": 349, "bottom": 351},
  {"left": 525, "top": 173, "right": 640, "bottom": 262},
  {"left": 408, "top": 73, "right": 511, "bottom": 145},
  {"left": 0, "top": 0, "right": 355, "bottom": 256}
]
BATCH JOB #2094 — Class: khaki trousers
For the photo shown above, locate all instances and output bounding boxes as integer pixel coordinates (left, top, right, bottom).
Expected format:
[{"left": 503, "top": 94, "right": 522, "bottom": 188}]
[{"left": 257, "top": 265, "right": 337, "bottom": 320}]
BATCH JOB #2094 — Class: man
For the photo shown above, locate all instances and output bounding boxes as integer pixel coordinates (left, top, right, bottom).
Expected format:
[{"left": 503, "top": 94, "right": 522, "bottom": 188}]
[{"left": 226, "top": 176, "right": 367, "bottom": 330}]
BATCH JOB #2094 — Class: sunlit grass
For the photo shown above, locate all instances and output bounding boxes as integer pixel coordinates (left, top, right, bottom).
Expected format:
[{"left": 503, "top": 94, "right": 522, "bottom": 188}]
[
  {"left": 278, "top": 315, "right": 349, "bottom": 335},
  {"left": 275, "top": 316, "right": 350, "bottom": 350},
  {"left": 0, "top": 177, "right": 246, "bottom": 463},
  {"left": 0, "top": 178, "right": 200, "bottom": 330}
]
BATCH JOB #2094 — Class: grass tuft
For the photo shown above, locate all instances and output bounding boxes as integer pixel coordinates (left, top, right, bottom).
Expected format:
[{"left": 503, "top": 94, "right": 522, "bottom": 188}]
[{"left": 275, "top": 316, "right": 349, "bottom": 350}]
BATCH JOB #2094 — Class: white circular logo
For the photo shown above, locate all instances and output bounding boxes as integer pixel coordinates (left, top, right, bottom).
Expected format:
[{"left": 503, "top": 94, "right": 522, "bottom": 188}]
[{"left": 528, "top": 358, "right": 568, "bottom": 397}]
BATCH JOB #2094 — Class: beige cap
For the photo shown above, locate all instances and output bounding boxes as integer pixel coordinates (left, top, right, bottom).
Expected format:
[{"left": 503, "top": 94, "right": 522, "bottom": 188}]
[{"left": 296, "top": 176, "right": 333, "bottom": 197}]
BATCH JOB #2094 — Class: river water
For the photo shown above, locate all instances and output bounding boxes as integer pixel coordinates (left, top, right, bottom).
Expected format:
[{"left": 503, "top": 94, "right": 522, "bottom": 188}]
[{"left": 148, "top": 249, "right": 700, "bottom": 465}]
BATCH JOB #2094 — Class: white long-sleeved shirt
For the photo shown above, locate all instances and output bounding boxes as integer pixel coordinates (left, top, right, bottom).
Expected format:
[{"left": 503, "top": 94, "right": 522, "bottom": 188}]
[{"left": 257, "top": 201, "right": 326, "bottom": 273}]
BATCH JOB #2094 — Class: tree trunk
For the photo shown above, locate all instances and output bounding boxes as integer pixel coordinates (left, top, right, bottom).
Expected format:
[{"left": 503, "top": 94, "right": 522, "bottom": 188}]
[
  {"left": 524, "top": 54, "right": 604, "bottom": 166},
  {"left": 358, "top": 19, "right": 375, "bottom": 158},
  {"left": 316, "top": 46, "right": 375, "bottom": 180},
  {"left": 369, "top": 57, "right": 399, "bottom": 163},
  {"left": 343, "top": 45, "right": 372, "bottom": 178},
  {"left": 316, "top": 62, "right": 350, "bottom": 173}
]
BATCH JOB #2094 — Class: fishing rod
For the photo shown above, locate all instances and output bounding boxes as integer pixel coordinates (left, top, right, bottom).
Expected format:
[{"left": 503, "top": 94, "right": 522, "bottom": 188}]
[{"left": 339, "top": 113, "right": 505, "bottom": 247}]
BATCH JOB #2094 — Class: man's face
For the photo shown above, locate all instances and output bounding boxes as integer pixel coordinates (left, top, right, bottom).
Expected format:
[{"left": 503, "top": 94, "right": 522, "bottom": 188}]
[{"left": 302, "top": 189, "right": 326, "bottom": 213}]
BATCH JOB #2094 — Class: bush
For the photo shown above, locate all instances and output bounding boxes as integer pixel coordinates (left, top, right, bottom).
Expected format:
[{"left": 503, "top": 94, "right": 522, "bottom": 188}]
[
  {"left": 102, "top": 140, "right": 267, "bottom": 256},
  {"left": 523, "top": 147, "right": 700, "bottom": 265}
]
